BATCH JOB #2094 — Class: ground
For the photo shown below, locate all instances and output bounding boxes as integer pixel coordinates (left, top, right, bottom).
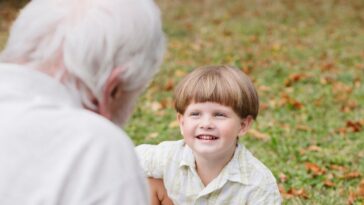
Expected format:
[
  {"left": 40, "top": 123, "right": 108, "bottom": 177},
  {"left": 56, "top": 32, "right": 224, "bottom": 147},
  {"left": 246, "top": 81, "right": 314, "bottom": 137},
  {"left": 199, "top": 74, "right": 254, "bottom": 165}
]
[{"left": 1, "top": 0, "right": 363, "bottom": 204}]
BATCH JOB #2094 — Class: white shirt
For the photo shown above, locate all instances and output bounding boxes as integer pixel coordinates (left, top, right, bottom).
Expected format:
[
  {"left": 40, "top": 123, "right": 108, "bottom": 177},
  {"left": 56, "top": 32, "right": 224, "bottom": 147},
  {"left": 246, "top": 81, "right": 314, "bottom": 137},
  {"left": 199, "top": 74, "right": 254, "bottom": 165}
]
[
  {"left": 0, "top": 63, "right": 149, "bottom": 205},
  {"left": 136, "top": 140, "right": 281, "bottom": 205}
]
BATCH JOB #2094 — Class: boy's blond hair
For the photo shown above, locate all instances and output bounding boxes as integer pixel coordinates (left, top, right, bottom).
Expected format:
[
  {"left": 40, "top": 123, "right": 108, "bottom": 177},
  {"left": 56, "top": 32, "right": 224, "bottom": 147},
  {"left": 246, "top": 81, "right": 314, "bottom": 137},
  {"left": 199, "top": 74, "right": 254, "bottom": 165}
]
[{"left": 174, "top": 65, "right": 259, "bottom": 119}]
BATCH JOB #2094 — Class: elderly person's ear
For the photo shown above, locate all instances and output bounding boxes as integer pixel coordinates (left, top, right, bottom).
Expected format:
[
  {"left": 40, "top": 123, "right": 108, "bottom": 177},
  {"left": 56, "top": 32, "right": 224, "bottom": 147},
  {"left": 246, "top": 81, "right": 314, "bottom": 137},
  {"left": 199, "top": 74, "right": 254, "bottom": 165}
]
[{"left": 99, "top": 67, "right": 141, "bottom": 126}]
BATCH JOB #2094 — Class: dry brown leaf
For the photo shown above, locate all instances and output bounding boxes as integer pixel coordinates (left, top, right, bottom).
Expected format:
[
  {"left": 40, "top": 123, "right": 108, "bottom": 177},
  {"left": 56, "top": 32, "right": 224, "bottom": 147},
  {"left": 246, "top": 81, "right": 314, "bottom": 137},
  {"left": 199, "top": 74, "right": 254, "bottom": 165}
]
[
  {"left": 284, "top": 73, "right": 307, "bottom": 87},
  {"left": 259, "top": 103, "right": 269, "bottom": 111},
  {"left": 347, "top": 191, "right": 357, "bottom": 205},
  {"left": 342, "top": 171, "right": 361, "bottom": 180},
  {"left": 300, "top": 145, "right": 321, "bottom": 155},
  {"left": 164, "top": 79, "right": 174, "bottom": 91},
  {"left": 305, "top": 162, "right": 326, "bottom": 176},
  {"left": 306, "top": 145, "right": 321, "bottom": 152},
  {"left": 247, "top": 129, "right": 269, "bottom": 141},
  {"left": 346, "top": 121, "right": 362, "bottom": 133},
  {"left": 159, "top": 98, "right": 172, "bottom": 109},
  {"left": 358, "top": 180, "right": 364, "bottom": 198},
  {"left": 296, "top": 124, "right": 312, "bottom": 132},
  {"left": 324, "top": 180, "right": 335, "bottom": 188},
  {"left": 279, "top": 93, "right": 304, "bottom": 110},
  {"left": 333, "top": 82, "right": 352, "bottom": 93},
  {"left": 287, "top": 188, "right": 309, "bottom": 199},
  {"left": 278, "top": 185, "right": 291, "bottom": 199},
  {"left": 341, "top": 100, "right": 358, "bottom": 113},
  {"left": 330, "top": 164, "right": 347, "bottom": 172},
  {"left": 321, "top": 62, "right": 335, "bottom": 71}
]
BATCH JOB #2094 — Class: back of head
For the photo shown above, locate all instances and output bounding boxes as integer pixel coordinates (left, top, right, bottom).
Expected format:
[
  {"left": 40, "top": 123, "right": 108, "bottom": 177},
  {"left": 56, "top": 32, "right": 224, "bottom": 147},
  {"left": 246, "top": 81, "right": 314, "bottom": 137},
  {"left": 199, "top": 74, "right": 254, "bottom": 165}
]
[
  {"left": 0, "top": 0, "right": 165, "bottom": 108},
  {"left": 174, "top": 65, "right": 259, "bottom": 120}
]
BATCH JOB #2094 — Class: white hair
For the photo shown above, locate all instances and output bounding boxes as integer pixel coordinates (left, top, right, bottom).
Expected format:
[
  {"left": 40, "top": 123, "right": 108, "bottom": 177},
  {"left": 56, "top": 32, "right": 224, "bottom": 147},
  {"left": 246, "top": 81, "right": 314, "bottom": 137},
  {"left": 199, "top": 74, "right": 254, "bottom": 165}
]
[{"left": 0, "top": 0, "right": 165, "bottom": 109}]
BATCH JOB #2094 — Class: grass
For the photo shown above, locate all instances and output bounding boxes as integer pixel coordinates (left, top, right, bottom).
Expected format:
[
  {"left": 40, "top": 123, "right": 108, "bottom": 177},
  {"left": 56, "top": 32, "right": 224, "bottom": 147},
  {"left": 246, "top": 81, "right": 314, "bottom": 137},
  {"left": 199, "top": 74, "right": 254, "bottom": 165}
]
[
  {"left": 1, "top": 0, "right": 363, "bottom": 204},
  {"left": 127, "top": 0, "right": 364, "bottom": 204}
]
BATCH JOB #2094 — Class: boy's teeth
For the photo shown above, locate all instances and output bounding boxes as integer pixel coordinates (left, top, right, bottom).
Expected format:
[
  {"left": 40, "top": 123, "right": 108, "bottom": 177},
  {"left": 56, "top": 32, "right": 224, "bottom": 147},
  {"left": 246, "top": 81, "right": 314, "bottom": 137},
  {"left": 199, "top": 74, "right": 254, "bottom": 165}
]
[{"left": 198, "top": 135, "right": 217, "bottom": 140}]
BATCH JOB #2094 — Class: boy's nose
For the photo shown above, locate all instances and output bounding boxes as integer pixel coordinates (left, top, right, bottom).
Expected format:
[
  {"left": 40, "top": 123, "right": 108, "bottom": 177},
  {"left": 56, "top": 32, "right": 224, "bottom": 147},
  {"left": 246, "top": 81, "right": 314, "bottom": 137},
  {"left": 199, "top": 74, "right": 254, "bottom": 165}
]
[{"left": 199, "top": 117, "right": 214, "bottom": 129}]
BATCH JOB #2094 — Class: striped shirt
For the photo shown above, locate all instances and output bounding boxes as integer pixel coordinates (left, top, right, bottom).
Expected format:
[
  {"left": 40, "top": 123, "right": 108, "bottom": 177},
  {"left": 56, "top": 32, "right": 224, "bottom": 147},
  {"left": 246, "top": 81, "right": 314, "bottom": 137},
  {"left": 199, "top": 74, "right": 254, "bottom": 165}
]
[{"left": 136, "top": 140, "right": 281, "bottom": 205}]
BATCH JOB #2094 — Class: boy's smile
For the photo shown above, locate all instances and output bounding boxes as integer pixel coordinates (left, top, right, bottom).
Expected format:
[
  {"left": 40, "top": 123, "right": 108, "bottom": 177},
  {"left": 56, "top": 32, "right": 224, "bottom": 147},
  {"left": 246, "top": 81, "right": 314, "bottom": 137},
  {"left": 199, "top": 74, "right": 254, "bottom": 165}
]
[
  {"left": 196, "top": 135, "right": 219, "bottom": 140},
  {"left": 178, "top": 102, "right": 251, "bottom": 161}
]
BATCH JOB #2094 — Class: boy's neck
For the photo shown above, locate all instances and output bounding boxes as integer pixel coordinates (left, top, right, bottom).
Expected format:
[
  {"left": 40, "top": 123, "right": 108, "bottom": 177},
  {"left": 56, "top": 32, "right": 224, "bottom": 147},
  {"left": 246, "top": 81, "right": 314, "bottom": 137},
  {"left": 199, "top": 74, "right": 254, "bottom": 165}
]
[{"left": 194, "top": 149, "right": 235, "bottom": 186}]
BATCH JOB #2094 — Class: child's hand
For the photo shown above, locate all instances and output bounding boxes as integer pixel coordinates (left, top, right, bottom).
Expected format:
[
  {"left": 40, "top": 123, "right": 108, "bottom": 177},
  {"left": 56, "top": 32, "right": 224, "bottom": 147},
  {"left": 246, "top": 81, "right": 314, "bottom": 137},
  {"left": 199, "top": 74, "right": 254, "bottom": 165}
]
[{"left": 148, "top": 177, "right": 174, "bottom": 205}]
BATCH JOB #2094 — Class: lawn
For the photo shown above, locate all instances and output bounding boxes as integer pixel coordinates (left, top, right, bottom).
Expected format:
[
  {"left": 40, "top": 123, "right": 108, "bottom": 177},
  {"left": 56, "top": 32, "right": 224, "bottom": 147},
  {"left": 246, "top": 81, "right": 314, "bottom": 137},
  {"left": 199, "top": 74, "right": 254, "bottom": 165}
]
[{"left": 1, "top": 0, "right": 363, "bottom": 204}]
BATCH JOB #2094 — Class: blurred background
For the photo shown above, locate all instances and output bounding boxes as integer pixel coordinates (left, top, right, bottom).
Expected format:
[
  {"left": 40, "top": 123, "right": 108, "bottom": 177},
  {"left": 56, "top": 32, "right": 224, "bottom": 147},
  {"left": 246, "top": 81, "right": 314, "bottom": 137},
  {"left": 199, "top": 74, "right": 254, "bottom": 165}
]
[{"left": 1, "top": 0, "right": 363, "bottom": 204}]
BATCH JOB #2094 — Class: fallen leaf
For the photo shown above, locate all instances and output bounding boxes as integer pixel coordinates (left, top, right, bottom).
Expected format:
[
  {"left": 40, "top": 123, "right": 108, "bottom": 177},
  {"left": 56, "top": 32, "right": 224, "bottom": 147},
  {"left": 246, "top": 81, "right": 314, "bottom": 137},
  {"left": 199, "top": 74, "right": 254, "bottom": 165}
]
[
  {"left": 284, "top": 73, "right": 307, "bottom": 86},
  {"left": 287, "top": 188, "right": 309, "bottom": 199},
  {"left": 247, "top": 129, "right": 269, "bottom": 141},
  {"left": 164, "top": 79, "right": 174, "bottom": 91},
  {"left": 259, "top": 103, "right": 269, "bottom": 111},
  {"left": 330, "top": 164, "right": 347, "bottom": 172},
  {"left": 320, "top": 76, "right": 335, "bottom": 85},
  {"left": 341, "top": 100, "right": 358, "bottom": 113},
  {"left": 305, "top": 162, "right": 326, "bottom": 176},
  {"left": 324, "top": 180, "right": 335, "bottom": 188},
  {"left": 296, "top": 124, "right": 312, "bottom": 132},
  {"left": 159, "top": 98, "right": 173, "bottom": 109},
  {"left": 342, "top": 171, "right": 361, "bottom": 180},
  {"left": 307, "top": 145, "right": 321, "bottom": 152},
  {"left": 347, "top": 191, "right": 357, "bottom": 205},
  {"left": 346, "top": 121, "right": 362, "bottom": 132},
  {"left": 278, "top": 185, "right": 292, "bottom": 199},
  {"left": 279, "top": 93, "right": 304, "bottom": 110},
  {"left": 332, "top": 82, "right": 352, "bottom": 96},
  {"left": 321, "top": 62, "right": 335, "bottom": 71},
  {"left": 358, "top": 180, "right": 364, "bottom": 198}
]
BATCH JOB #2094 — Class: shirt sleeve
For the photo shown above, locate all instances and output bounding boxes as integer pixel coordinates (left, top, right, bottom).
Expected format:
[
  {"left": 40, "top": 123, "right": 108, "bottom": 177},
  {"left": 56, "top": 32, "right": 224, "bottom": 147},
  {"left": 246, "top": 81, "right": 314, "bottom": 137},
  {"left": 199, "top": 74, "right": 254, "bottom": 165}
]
[
  {"left": 135, "top": 142, "right": 172, "bottom": 178},
  {"left": 247, "top": 182, "right": 282, "bottom": 205}
]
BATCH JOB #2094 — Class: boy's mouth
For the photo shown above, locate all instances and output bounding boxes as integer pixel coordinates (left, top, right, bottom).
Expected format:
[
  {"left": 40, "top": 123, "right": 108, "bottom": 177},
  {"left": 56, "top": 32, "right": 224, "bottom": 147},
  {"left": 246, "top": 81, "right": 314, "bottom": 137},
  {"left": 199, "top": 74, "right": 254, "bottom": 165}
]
[{"left": 196, "top": 135, "right": 219, "bottom": 140}]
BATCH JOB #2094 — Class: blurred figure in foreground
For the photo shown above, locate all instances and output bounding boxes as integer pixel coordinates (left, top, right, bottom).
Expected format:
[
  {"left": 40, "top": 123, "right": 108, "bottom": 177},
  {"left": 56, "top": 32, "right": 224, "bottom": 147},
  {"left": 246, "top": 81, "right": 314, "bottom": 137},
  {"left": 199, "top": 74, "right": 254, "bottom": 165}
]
[{"left": 0, "top": 0, "right": 165, "bottom": 204}]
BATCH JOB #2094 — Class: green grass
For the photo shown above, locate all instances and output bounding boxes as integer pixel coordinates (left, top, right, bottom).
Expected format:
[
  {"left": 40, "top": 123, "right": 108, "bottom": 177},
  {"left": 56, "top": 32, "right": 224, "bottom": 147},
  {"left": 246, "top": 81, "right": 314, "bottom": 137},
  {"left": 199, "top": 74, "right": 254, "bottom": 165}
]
[
  {"left": 127, "top": 1, "right": 364, "bottom": 204},
  {"left": 1, "top": 0, "right": 363, "bottom": 204}
]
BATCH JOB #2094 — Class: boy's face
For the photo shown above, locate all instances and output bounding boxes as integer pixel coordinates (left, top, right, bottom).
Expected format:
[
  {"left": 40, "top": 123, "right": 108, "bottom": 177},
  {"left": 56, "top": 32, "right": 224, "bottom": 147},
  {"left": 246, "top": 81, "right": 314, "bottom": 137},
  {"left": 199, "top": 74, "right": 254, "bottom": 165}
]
[{"left": 177, "top": 102, "right": 252, "bottom": 160}]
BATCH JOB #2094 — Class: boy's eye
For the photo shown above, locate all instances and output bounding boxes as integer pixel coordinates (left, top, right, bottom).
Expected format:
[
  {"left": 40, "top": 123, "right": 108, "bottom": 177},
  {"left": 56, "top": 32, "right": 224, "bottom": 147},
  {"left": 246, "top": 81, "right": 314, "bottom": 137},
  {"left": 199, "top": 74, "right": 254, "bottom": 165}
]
[
  {"left": 189, "top": 112, "right": 200, "bottom": 116},
  {"left": 215, "top": 112, "right": 226, "bottom": 117}
]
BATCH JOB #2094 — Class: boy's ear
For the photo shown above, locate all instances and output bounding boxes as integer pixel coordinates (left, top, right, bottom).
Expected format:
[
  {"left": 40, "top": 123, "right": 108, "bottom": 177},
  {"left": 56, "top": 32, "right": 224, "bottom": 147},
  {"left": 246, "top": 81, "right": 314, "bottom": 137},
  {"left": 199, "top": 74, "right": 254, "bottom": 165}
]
[
  {"left": 177, "top": 113, "right": 184, "bottom": 135},
  {"left": 239, "top": 116, "right": 253, "bottom": 136}
]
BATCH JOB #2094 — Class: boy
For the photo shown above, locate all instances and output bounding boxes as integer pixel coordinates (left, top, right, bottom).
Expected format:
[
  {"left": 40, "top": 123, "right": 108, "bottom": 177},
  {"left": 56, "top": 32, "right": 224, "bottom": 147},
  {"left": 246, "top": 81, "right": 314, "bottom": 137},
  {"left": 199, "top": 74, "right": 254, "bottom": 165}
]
[{"left": 136, "top": 65, "right": 281, "bottom": 205}]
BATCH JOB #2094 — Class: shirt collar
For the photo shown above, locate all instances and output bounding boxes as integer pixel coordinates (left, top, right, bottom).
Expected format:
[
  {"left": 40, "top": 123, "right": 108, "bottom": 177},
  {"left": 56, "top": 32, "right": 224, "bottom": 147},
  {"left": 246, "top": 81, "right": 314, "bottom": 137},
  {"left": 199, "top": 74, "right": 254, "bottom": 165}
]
[
  {"left": 223, "top": 144, "right": 250, "bottom": 185},
  {"left": 0, "top": 63, "right": 83, "bottom": 108},
  {"left": 179, "top": 141, "right": 196, "bottom": 168},
  {"left": 179, "top": 141, "right": 250, "bottom": 185}
]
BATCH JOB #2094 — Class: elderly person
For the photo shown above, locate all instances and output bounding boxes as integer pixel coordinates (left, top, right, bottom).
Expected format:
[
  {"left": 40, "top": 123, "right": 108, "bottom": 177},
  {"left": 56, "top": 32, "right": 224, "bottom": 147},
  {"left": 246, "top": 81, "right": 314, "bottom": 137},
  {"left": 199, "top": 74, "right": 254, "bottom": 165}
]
[{"left": 0, "top": 0, "right": 165, "bottom": 204}]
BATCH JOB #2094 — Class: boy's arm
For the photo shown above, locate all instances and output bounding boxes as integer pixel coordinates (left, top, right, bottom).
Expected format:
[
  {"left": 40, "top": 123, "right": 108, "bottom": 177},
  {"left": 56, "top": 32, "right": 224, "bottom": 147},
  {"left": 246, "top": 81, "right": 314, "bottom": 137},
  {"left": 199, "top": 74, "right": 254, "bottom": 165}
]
[
  {"left": 148, "top": 177, "right": 174, "bottom": 205},
  {"left": 135, "top": 143, "right": 168, "bottom": 178}
]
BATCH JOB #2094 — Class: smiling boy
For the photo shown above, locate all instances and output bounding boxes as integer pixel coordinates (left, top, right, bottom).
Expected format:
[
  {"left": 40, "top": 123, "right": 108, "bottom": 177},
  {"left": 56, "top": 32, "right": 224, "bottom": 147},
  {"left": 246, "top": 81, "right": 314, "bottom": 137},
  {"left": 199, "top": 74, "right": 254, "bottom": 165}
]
[{"left": 136, "top": 65, "right": 281, "bottom": 205}]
